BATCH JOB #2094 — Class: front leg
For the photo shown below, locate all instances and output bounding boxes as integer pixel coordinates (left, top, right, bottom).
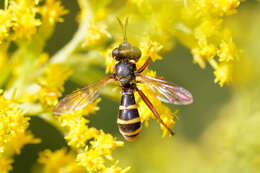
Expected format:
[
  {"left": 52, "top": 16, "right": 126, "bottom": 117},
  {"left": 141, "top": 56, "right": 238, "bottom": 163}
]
[{"left": 137, "top": 57, "right": 151, "bottom": 73}]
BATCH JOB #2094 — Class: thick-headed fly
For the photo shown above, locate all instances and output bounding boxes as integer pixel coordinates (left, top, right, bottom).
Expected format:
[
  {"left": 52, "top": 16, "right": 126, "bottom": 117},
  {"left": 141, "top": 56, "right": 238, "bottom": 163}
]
[{"left": 54, "top": 18, "right": 193, "bottom": 142}]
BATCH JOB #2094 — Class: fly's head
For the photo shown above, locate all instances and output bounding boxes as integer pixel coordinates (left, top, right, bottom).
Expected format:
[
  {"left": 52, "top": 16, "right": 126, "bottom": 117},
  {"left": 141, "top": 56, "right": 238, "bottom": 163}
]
[
  {"left": 112, "top": 17, "right": 142, "bottom": 63},
  {"left": 112, "top": 41, "right": 141, "bottom": 62}
]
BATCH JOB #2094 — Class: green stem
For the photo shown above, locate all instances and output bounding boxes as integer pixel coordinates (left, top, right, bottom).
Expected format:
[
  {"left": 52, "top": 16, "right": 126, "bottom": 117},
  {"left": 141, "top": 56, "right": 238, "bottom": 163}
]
[
  {"left": 50, "top": 0, "right": 93, "bottom": 64},
  {"left": 38, "top": 113, "right": 66, "bottom": 133}
]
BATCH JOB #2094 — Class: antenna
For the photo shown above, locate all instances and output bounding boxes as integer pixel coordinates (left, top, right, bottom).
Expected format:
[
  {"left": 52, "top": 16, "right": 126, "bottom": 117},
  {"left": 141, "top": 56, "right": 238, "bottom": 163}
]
[
  {"left": 116, "top": 17, "right": 128, "bottom": 41},
  {"left": 124, "top": 17, "right": 128, "bottom": 41}
]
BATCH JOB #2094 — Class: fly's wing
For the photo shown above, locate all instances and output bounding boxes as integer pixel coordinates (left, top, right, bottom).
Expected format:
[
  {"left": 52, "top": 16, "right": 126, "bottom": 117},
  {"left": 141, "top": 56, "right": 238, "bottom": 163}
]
[
  {"left": 136, "top": 74, "right": 193, "bottom": 105},
  {"left": 53, "top": 76, "right": 115, "bottom": 115}
]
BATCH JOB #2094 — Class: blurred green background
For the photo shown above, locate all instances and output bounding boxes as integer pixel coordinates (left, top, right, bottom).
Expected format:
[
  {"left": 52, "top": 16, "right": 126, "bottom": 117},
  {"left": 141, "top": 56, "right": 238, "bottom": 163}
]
[{"left": 10, "top": 0, "right": 260, "bottom": 172}]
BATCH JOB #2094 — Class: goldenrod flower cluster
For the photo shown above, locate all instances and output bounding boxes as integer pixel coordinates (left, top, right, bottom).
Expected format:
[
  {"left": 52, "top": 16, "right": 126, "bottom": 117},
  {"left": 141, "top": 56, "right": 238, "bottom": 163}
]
[
  {"left": 116, "top": 5, "right": 260, "bottom": 172},
  {"left": 55, "top": 98, "right": 129, "bottom": 172},
  {"left": 103, "top": 0, "right": 240, "bottom": 136},
  {"left": 36, "top": 148, "right": 85, "bottom": 173},
  {"left": 0, "top": 0, "right": 244, "bottom": 172},
  {"left": 0, "top": 90, "right": 40, "bottom": 172},
  {"left": 118, "top": 0, "right": 241, "bottom": 86},
  {"left": 0, "top": 0, "right": 40, "bottom": 42},
  {"left": 0, "top": 0, "right": 71, "bottom": 171},
  {"left": 181, "top": 0, "right": 240, "bottom": 86},
  {"left": 0, "top": 0, "right": 67, "bottom": 43},
  {"left": 36, "top": 64, "right": 72, "bottom": 108}
]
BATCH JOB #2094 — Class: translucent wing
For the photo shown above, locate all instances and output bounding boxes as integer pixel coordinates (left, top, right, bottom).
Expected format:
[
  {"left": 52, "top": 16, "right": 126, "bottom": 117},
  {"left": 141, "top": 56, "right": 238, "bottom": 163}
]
[
  {"left": 136, "top": 74, "right": 193, "bottom": 105},
  {"left": 54, "top": 76, "right": 115, "bottom": 115}
]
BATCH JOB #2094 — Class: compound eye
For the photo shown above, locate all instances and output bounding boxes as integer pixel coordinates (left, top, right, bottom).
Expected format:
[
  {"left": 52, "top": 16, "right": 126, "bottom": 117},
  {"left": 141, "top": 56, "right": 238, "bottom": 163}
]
[
  {"left": 131, "top": 47, "right": 142, "bottom": 60},
  {"left": 112, "top": 48, "right": 119, "bottom": 59}
]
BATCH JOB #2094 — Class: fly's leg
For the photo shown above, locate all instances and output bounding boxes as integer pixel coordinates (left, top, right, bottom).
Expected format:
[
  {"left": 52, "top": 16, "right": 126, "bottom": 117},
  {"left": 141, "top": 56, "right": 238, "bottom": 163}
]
[
  {"left": 137, "top": 57, "right": 151, "bottom": 73},
  {"left": 135, "top": 87, "right": 175, "bottom": 136}
]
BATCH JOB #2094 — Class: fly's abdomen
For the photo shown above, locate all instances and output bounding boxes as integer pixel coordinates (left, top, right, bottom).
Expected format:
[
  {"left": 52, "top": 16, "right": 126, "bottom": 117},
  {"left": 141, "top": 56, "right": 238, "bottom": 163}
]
[{"left": 117, "top": 88, "right": 141, "bottom": 142}]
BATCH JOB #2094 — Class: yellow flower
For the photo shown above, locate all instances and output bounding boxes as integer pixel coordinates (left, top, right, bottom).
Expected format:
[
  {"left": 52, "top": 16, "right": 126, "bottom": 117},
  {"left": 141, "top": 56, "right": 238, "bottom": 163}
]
[
  {"left": 128, "top": 0, "right": 148, "bottom": 8},
  {"left": 217, "top": 31, "right": 239, "bottom": 62},
  {"left": 137, "top": 39, "right": 163, "bottom": 69},
  {"left": 194, "top": 19, "right": 222, "bottom": 42},
  {"left": 83, "top": 23, "right": 111, "bottom": 47},
  {"left": 103, "top": 161, "right": 130, "bottom": 173},
  {"left": 0, "top": 0, "right": 246, "bottom": 171},
  {"left": 59, "top": 114, "right": 98, "bottom": 148},
  {"left": 0, "top": 90, "right": 40, "bottom": 172},
  {"left": 214, "top": 63, "right": 231, "bottom": 86},
  {"left": 0, "top": 44, "right": 8, "bottom": 70},
  {"left": 37, "top": 64, "right": 72, "bottom": 108},
  {"left": 39, "top": 0, "right": 68, "bottom": 25},
  {"left": 105, "top": 43, "right": 117, "bottom": 74},
  {"left": 180, "top": 1, "right": 240, "bottom": 86},
  {"left": 0, "top": 0, "right": 67, "bottom": 42},
  {"left": 4, "top": 131, "right": 40, "bottom": 155},
  {"left": 37, "top": 148, "right": 85, "bottom": 173},
  {"left": 213, "top": 0, "right": 240, "bottom": 16},
  {"left": 57, "top": 98, "right": 125, "bottom": 172},
  {"left": 0, "top": 91, "right": 40, "bottom": 155},
  {"left": 77, "top": 131, "right": 124, "bottom": 172},
  {"left": 77, "top": 147, "right": 105, "bottom": 172},
  {"left": 90, "top": 131, "right": 124, "bottom": 157},
  {"left": 10, "top": 0, "right": 41, "bottom": 40},
  {"left": 196, "top": 0, "right": 240, "bottom": 16},
  {"left": 0, "top": 10, "right": 12, "bottom": 43},
  {"left": 192, "top": 44, "right": 217, "bottom": 68},
  {"left": 57, "top": 98, "right": 101, "bottom": 148},
  {"left": 0, "top": 156, "right": 13, "bottom": 173}
]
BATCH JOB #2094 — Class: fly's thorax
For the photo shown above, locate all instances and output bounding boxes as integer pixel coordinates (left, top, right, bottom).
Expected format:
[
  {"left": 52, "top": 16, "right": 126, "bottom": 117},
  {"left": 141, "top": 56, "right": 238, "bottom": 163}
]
[
  {"left": 112, "top": 41, "right": 141, "bottom": 87},
  {"left": 114, "top": 60, "right": 136, "bottom": 87}
]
